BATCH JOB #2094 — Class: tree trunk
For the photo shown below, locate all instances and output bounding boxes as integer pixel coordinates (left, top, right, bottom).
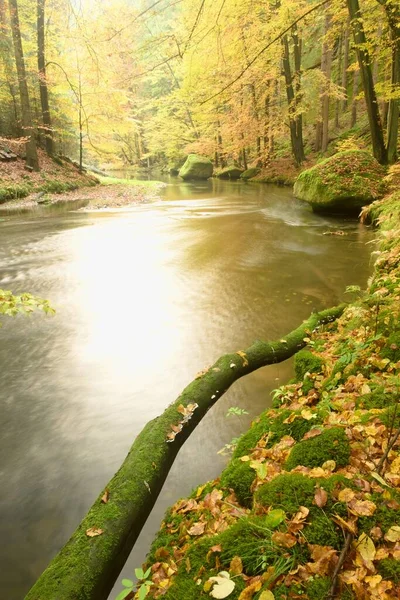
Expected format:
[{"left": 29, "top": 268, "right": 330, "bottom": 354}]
[
  {"left": 8, "top": 0, "right": 39, "bottom": 170},
  {"left": 25, "top": 304, "right": 345, "bottom": 600},
  {"left": 282, "top": 30, "right": 305, "bottom": 165},
  {"left": 322, "top": 14, "right": 333, "bottom": 152},
  {"left": 0, "top": 0, "right": 20, "bottom": 136},
  {"left": 37, "top": 0, "right": 53, "bottom": 155},
  {"left": 347, "top": 0, "right": 387, "bottom": 164},
  {"left": 383, "top": 1, "right": 400, "bottom": 164},
  {"left": 341, "top": 19, "right": 350, "bottom": 112},
  {"left": 351, "top": 68, "right": 359, "bottom": 127},
  {"left": 335, "top": 30, "right": 343, "bottom": 128}
]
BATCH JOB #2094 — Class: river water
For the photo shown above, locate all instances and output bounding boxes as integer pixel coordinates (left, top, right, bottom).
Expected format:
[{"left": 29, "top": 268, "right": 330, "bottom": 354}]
[{"left": 0, "top": 178, "right": 374, "bottom": 598}]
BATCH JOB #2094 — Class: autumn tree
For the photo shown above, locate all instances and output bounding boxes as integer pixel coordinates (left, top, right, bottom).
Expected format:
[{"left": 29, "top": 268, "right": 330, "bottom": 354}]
[{"left": 8, "top": 0, "right": 39, "bottom": 169}]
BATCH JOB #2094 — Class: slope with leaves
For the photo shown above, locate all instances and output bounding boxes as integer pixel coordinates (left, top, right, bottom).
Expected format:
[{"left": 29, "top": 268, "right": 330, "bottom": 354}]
[{"left": 133, "top": 178, "right": 400, "bottom": 599}]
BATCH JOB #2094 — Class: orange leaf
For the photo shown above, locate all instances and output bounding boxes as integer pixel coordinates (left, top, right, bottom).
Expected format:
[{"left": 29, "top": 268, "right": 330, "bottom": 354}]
[
  {"left": 271, "top": 532, "right": 297, "bottom": 548},
  {"left": 348, "top": 499, "right": 377, "bottom": 516},
  {"left": 101, "top": 489, "right": 110, "bottom": 504}
]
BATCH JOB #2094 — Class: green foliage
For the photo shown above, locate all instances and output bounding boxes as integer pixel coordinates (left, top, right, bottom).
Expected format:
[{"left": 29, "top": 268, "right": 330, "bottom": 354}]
[
  {"left": 116, "top": 568, "right": 152, "bottom": 600},
  {"left": 0, "top": 183, "right": 31, "bottom": 202},
  {"left": 285, "top": 427, "right": 350, "bottom": 471},
  {"left": 0, "top": 289, "right": 55, "bottom": 321},
  {"left": 226, "top": 406, "right": 249, "bottom": 417},
  {"left": 305, "top": 576, "right": 331, "bottom": 598}
]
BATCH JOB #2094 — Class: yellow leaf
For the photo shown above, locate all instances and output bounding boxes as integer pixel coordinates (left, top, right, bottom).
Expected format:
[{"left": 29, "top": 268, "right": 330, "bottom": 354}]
[
  {"left": 356, "top": 533, "right": 376, "bottom": 562},
  {"left": 338, "top": 488, "right": 355, "bottom": 503},
  {"left": 86, "top": 527, "right": 104, "bottom": 537},
  {"left": 321, "top": 460, "right": 336, "bottom": 471},
  {"left": 301, "top": 409, "right": 316, "bottom": 420},
  {"left": 101, "top": 489, "right": 110, "bottom": 504},
  {"left": 259, "top": 592, "right": 275, "bottom": 600},
  {"left": 229, "top": 556, "right": 243, "bottom": 575},
  {"left": 208, "top": 572, "right": 235, "bottom": 599},
  {"left": 390, "top": 456, "right": 400, "bottom": 474},
  {"left": 384, "top": 526, "right": 400, "bottom": 542}
]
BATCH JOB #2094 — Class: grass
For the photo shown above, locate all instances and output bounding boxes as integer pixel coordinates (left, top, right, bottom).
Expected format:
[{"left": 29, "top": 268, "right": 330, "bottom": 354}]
[{"left": 96, "top": 175, "right": 163, "bottom": 189}]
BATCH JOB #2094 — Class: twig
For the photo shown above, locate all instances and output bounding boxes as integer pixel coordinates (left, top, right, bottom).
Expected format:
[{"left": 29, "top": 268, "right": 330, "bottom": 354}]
[
  {"left": 376, "top": 425, "right": 400, "bottom": 475},
  {"left": 326, "top": 532, "right": 353, "bottom": 600}
]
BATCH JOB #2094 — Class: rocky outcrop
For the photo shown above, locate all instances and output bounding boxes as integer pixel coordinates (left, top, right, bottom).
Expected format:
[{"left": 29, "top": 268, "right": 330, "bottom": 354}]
[
  {"left": 216, "top": 166, "right": 244, "bottom": 180},
  {"left": 178, "top": 154, "right": 213, "bottom": 180},
  {"left": 293, "top": 150, "right": 387, "bottom": 213}
]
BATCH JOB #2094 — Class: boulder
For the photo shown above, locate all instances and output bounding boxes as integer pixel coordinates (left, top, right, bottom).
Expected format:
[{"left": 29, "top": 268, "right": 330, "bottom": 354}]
[
  {"left": 216, "top": 166, "right": 244, "bottom": 180},
  {"left": 293, "top": 150, "right": 387, "bottom": 213},
  {"left": 240, "top": 167, "right": 260, "bottom": 180},
  {"left": 179, "top": 154, "right": 213, "bottom": 180}
]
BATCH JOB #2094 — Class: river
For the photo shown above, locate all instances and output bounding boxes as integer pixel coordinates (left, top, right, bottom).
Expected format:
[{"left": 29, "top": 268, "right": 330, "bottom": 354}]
[{"left": 0, "top": 178, "right": 374, "bottom": 598}]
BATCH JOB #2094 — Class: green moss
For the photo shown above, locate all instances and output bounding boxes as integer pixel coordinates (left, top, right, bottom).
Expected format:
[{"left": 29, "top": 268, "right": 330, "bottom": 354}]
[
  {"left": 294, "top": 349, "right": 324, "bottom": 381},
  {"left": 381, "top": 331, "right": 400, "bottom": 363},
  {"left": 303, "top": 511, "right": 341, "bottom": 549},
  {"left": 240, "top": 167, "right": 260, "bottom": 180},
  {"left": 305, "top": 576, "right": 331, "bottom": 598},
  {"left": 255, "top": 473, "right": 316, "bottom": 513},
  {"left": 293, "top": 150, "right": 387, "bottom": 213},
  {"left": 285, "top": 427, "right": 350, "bottom": 471},
  {"left": 220, "top": 459, "right": 255, "bottom": 507},
  {"left": 38, "top": 180, "right": 78, "bottom": 194},
  {"left": 356, "top": 386, "right": 397, "bottom": 409},
  {"left": 233, "top": 408, "right": 322, "bottom": 460},
  {"left": 377, "top": 559, "right": 400, "bottom": 583}
]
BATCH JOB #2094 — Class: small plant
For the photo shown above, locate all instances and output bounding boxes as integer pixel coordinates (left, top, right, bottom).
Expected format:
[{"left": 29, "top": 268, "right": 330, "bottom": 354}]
[
  {"left": 115, "top": 568, "right": 153, "bottom": 600},
  {"left": 226, "top": 406, "right": 249, "bottom": 417}
]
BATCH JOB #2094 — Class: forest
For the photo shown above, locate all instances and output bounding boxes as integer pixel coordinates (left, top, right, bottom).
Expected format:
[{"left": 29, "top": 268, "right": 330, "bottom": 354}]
[
  {"left": 0, "top": 0, "right": 399, "bottom": 175},
  {"left": 1, "top": 0, "right": 400, "bottom": 600}
]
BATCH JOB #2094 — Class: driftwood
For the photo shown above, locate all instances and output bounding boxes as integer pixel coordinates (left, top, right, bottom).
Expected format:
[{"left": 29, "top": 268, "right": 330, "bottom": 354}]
[{"left": 25, "top": 304, "right": 345, "bottom": 600}]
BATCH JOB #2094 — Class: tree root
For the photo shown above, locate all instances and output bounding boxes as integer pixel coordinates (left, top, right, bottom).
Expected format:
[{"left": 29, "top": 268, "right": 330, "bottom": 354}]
[{"left": 25, "top": 303, "right": 345, "bottom": 600}]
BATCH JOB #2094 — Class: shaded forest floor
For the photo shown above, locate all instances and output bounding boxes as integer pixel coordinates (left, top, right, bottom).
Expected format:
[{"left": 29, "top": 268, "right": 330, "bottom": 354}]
[{"left": 134, "top": 171, "right": 400, "bottom": 600}]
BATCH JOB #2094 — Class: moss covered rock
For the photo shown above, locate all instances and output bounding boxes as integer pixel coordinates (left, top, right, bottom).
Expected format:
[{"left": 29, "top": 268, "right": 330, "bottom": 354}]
[
  {"left": 179, "top": 154, "right": 213, "bottom": 180},
  {"left": 240, "top": 167, "right": 260, "bottom": 180},
  {"left": 285, "top": 426, "right": 350, "bottom": 470},
  {"left": 216, "top": 166, "right": 244, "bottom": 180},
  {"left": 293, "top": 150, "right": 387, "bottom": 213}
]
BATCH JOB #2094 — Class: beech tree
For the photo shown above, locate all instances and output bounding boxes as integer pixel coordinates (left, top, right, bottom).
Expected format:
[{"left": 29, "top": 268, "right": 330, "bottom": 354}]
[{"left": 8, "top": 0, "right": 39, "bottom": 170}]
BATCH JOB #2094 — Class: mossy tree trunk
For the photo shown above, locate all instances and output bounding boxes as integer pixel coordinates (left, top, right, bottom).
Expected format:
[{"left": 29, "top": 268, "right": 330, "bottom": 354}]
[
  {"left": 25, "top": 304, "right": 345, "bottom": 600},
  {"left": 282, "top": 27, "right": 305, "bottom": 166}
]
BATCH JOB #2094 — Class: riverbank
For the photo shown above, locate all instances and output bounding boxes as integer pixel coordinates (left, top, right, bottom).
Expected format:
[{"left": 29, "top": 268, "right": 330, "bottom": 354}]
[
  {"left": 135, "top": 174, "right": 400, "bottom": 599},
  {"left": 0, "top": 148, "right": 165, "bottom": 211}
]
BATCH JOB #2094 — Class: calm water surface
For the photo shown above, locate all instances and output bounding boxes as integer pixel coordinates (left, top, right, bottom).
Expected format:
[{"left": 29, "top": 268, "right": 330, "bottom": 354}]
[{"left": 0, "top": 178, "right": 374, "bottom": 598}]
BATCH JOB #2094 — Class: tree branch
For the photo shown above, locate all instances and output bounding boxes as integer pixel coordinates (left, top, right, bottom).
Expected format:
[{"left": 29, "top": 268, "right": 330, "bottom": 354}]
[{"left": 200, "top": 0, "right": 332, "bottom": 105}]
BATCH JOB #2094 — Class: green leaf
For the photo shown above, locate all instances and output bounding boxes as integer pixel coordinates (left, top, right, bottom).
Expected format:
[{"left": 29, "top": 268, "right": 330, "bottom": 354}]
[
  {"left": 122, "top": 579, "right": 134, "bottom": 587},
  {"left": 138, "top": 583, "right": 150, "bottom": 600},
  {"left": 264, "top": 509, "right": 286, "bottom": 529},
  {"left": 115, "top": 588, "right": 132, "bottom": 600},
  {"left": 143, "top": 567, "right": 152, "bottom": 579},
  {"left": 135, "top": 568, "right": 144, "bottom": 580}
]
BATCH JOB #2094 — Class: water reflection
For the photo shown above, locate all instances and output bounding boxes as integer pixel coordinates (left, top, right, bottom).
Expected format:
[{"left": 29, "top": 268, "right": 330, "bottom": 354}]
[{"left": 0, "top": 180, "right": 374, "bottom": 599}]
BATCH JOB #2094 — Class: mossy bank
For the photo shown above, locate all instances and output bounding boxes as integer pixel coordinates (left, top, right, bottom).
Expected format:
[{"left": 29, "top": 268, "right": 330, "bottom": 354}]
[{"left": 137, "top": 168, "right": 400, "bottom": 600}]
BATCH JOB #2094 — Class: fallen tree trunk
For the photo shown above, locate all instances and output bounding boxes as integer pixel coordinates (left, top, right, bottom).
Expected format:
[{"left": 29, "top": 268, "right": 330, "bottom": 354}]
[{"left": 25, "top": 304, "right": 345, "bottom": 600}]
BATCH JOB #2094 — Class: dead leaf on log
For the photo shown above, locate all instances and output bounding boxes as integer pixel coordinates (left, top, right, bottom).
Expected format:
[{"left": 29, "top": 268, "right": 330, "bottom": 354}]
[
  {"left": 187, "top": 521, "right": 206, "bottom": 536},
  {"left": 86, "top": 527, "right": 104, "bottom": 537},
  {"left": 101, "top": 489, "right": 110, "bottom": 504},
  {"left": 236, "top": 351, "right": 249, "bottom": 367}
]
